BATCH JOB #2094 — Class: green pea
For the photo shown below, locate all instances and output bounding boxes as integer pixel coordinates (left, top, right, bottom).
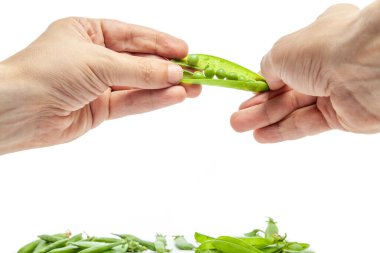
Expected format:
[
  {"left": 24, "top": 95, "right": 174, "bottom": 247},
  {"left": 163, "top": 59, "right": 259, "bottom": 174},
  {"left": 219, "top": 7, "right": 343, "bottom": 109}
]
[
  {"left": 127, "top": 241, "right": 147, "bottom": 252},
  {"left": 204, "top": 67, "right": 215, "bottom": 79},
  {"left": 187, "top": 54, "right": 199, "bottom": 66},
  {"left": 36, "top": 238, "right": 69, "bottom": 253},
  {"left": 193, "top": 71, "right": 205, "bottom": 79},
  {"left": 226, "top": 72, "right": 238, "bottom": 80},
  {"left": 174, "top": 235, "right": 195, "bottom": 250},
  {"left": 77, "top": 242, "right": 123, "bottom": 253},
  {"left": 238, "top": 75, "right": 247, "bottom": 81},
  {"left": 215, "top": 68, "right": 226, "bottom": 79},
  {"left": 49, "top": 245, "right": 79, "bottom": 253},
  {"left": 18, "top": 240, "right": 41, "bottom": 253}
]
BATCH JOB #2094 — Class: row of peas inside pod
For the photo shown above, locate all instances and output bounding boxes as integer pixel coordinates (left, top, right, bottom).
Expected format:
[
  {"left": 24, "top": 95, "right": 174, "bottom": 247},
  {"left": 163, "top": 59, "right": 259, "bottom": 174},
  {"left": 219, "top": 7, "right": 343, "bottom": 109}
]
[{"left": 171, "top": 54, "right": 269, "bottom": 92}]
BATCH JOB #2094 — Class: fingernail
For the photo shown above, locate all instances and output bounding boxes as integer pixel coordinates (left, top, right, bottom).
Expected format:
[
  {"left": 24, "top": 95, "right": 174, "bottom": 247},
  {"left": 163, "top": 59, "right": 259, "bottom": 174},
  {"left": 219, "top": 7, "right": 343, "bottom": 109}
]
[{"left": 168, "top": 64, "right": 183, "bottom": 84}]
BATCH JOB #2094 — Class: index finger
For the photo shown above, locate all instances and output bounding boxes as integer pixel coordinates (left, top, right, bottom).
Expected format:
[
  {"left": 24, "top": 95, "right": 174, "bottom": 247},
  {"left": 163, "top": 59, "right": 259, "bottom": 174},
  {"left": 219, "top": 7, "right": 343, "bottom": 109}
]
[
  {"left": 100, "top": 19, "right": 188, "bottom": 59},
  {"left": 260, "top": 51, "right": 286, "bottom": 90}
]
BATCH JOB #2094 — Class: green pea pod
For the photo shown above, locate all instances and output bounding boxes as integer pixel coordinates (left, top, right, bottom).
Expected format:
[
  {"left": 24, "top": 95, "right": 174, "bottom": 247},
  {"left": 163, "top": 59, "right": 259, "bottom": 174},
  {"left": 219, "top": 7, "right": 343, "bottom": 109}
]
[
  {"left": 244, "top": 230, "right": 264, "bottom": 238},
  {"left": 102, "top": 245, "right": 128, "bottom": 253},
  {"left": 77, "top": 241, "right": 124, "bottom": 253},
  {"left": 215, "top": 236, "right": 263, "bottom": 253},
  {"left": 36, "top": 238, "right": 69, "bottom": 253},
  {"left": 260, "top": 246, "right": 283, "bottom": 253},
  {"left": 113, "top": 234, "right": 155, "bottom": 251},
  {"left": 283, "top": 242, "right": 310, "bottom": 252},
  {"left": 212, "top": 238, "right": 263, "bottom": 253},
  {"left": 265, "top": 218, "right": 279, "bottom": 240},
  {"left": 90, "top": 237, "right": 120, "bottom": 243},
  {"left": 70, "top": 241, "right": 108, "bottom": 249},
  {"left": 49, "top": 245, "right": 79, "bottom": 253},
  {"left": 18, "top": 239, "right": 41, "bottom": 253},
  {"left": 154, "top": 234, "right": 167, "bottom": 253},
  {"left": 195, "top": 249, "right": 222, "bottom": 253},
  {"left": 33, "top": 240, "right": 49, "bottom": 253},
  {"left": 67, "top": 234, "right": 83, "bottom": 244},
  {"left": 181, "top": 79, "right": 268, "bottom": 92},
  {"left": 173, "top": 54, "right": 269, "bottom": 92},
  {"left": 198, "top": 240, "right": 216, "bottom": 250},
  {"left": 194, "top": 232, "right": 214, "bottom": 244},
  {"left": 173, "top": 235, "right": 195, "bottom": 250},
  {"left": 260, "top": 243, "right": 286, "bottom": 253},
  {"left": 38, "top": 235, "right": 64, "bottom": 243},
  {"left": 174, "top": 54, "right": 265, "bottom": 81},
  {"left": 239, "top": 237, "right": 274, "bottom": 249}
]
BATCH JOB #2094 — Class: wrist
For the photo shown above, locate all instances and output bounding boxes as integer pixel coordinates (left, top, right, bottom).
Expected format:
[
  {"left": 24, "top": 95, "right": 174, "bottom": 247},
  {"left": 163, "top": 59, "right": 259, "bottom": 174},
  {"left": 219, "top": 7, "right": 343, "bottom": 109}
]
[{"left": 0, "top": 62, "right": 43, "bottom": 154}]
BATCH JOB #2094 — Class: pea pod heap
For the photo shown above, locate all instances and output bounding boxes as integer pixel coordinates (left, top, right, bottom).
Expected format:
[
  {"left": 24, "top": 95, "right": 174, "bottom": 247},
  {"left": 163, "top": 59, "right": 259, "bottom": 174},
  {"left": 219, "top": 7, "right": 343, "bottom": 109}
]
[
  {"left": 194, "top": 218, "right": 314, "bottom": 253},
  {"left": 17, "top": 218, "right": 314, "bottom": 253},
  {"left": 172, "top": 54, "right": 269, "bottom": 92}
]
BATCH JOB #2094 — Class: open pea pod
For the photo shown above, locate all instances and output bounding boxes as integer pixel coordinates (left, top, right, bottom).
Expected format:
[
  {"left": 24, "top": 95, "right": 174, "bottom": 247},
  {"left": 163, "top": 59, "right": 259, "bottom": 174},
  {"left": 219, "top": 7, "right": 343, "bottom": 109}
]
[{"left": 172, "top": 54, "right": 269, "bottom": 92}]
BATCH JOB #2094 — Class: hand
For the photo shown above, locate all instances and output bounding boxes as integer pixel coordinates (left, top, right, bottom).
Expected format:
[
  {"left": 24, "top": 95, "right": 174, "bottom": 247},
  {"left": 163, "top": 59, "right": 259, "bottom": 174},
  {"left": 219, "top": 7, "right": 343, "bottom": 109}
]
[
  {"left": 0, "top": 17, "right": 201, "bottom": 154},
  {"left": 231, "top": 1, "right": 380, "bottom": 143}
]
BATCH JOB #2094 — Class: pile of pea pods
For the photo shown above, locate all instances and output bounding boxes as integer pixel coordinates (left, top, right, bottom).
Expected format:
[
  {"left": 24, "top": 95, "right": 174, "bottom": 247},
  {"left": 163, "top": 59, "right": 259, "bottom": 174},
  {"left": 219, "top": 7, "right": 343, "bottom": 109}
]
[
  {"left": 193, "top": 218, "right": 314, "bottom": 253},
  {"left": 172, "top": 54, "right": 269, "bottom": 92},
  {"left": 18, "top": 218, "right": 314, "bottom": 253}
]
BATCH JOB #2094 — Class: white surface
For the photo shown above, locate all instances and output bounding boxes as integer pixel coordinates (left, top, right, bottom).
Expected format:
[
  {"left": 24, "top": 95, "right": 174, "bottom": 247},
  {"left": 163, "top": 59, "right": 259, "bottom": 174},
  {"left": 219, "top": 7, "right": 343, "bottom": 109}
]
[{"left": 0, "top": 0, "right": 378, "bottom": 252}]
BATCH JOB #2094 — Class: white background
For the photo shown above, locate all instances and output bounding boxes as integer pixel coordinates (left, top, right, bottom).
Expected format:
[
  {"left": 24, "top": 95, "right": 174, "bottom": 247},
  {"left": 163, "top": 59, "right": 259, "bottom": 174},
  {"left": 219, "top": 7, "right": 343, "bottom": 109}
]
[{"left": 0, "top": 0, "right": 378, "bottom": 252}]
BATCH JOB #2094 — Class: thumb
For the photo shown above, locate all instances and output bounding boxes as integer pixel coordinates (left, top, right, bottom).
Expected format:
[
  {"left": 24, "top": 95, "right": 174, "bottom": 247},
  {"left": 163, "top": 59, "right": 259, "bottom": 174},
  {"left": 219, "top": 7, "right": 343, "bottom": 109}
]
[{"left": 93, "top": 49, "right": 184, "bottom": 89}]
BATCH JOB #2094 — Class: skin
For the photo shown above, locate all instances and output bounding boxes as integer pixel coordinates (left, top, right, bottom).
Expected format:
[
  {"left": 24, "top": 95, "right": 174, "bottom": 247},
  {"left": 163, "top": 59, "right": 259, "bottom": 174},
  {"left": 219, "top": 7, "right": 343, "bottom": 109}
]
[
  {"left": 231, "top": 0, "right": 380, "bottom": 143},
  {"left": 0, "top": 17, "right": 201, "bottom": 154}
]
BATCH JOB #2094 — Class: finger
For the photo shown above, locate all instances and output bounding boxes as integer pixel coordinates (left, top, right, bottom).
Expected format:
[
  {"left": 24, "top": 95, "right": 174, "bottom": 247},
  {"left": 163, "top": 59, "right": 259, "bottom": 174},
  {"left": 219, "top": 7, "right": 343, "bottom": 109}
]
[
  {"left": 231, "top": 90, "right": 316, "bottom": 132},
  {"left": 254, "top": 104, "right": 331, "bottom": 143},
  {"left": 260, "top": 51, "right": 286, "bottom": 90},
  {"left": 100, "top": 19, "right": 188, "bottom": 59},
  {"left": 239, "top": 86, "right": 292, "bottom": 110},
  {"left": 181, "top": 84, "right": 202, "bottom": 98},
  {"left": 108, "top": 86, "right": 187, "bottom": 119},
  {"left": 90, "top": 88, "right": 111, "bottom": 128},
  {"left": 94, "top": 49, "right": 184, "bottom": 89},
  {"left": 318, "top": 3, "right": 359, "bottom": 19}
]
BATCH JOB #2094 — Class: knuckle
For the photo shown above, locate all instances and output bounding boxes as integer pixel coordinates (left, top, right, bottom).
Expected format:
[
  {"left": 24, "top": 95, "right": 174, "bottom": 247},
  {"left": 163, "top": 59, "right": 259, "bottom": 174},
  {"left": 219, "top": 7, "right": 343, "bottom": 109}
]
[{"left": 138, "top": 59, "right": 154, "bottom": 84}]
